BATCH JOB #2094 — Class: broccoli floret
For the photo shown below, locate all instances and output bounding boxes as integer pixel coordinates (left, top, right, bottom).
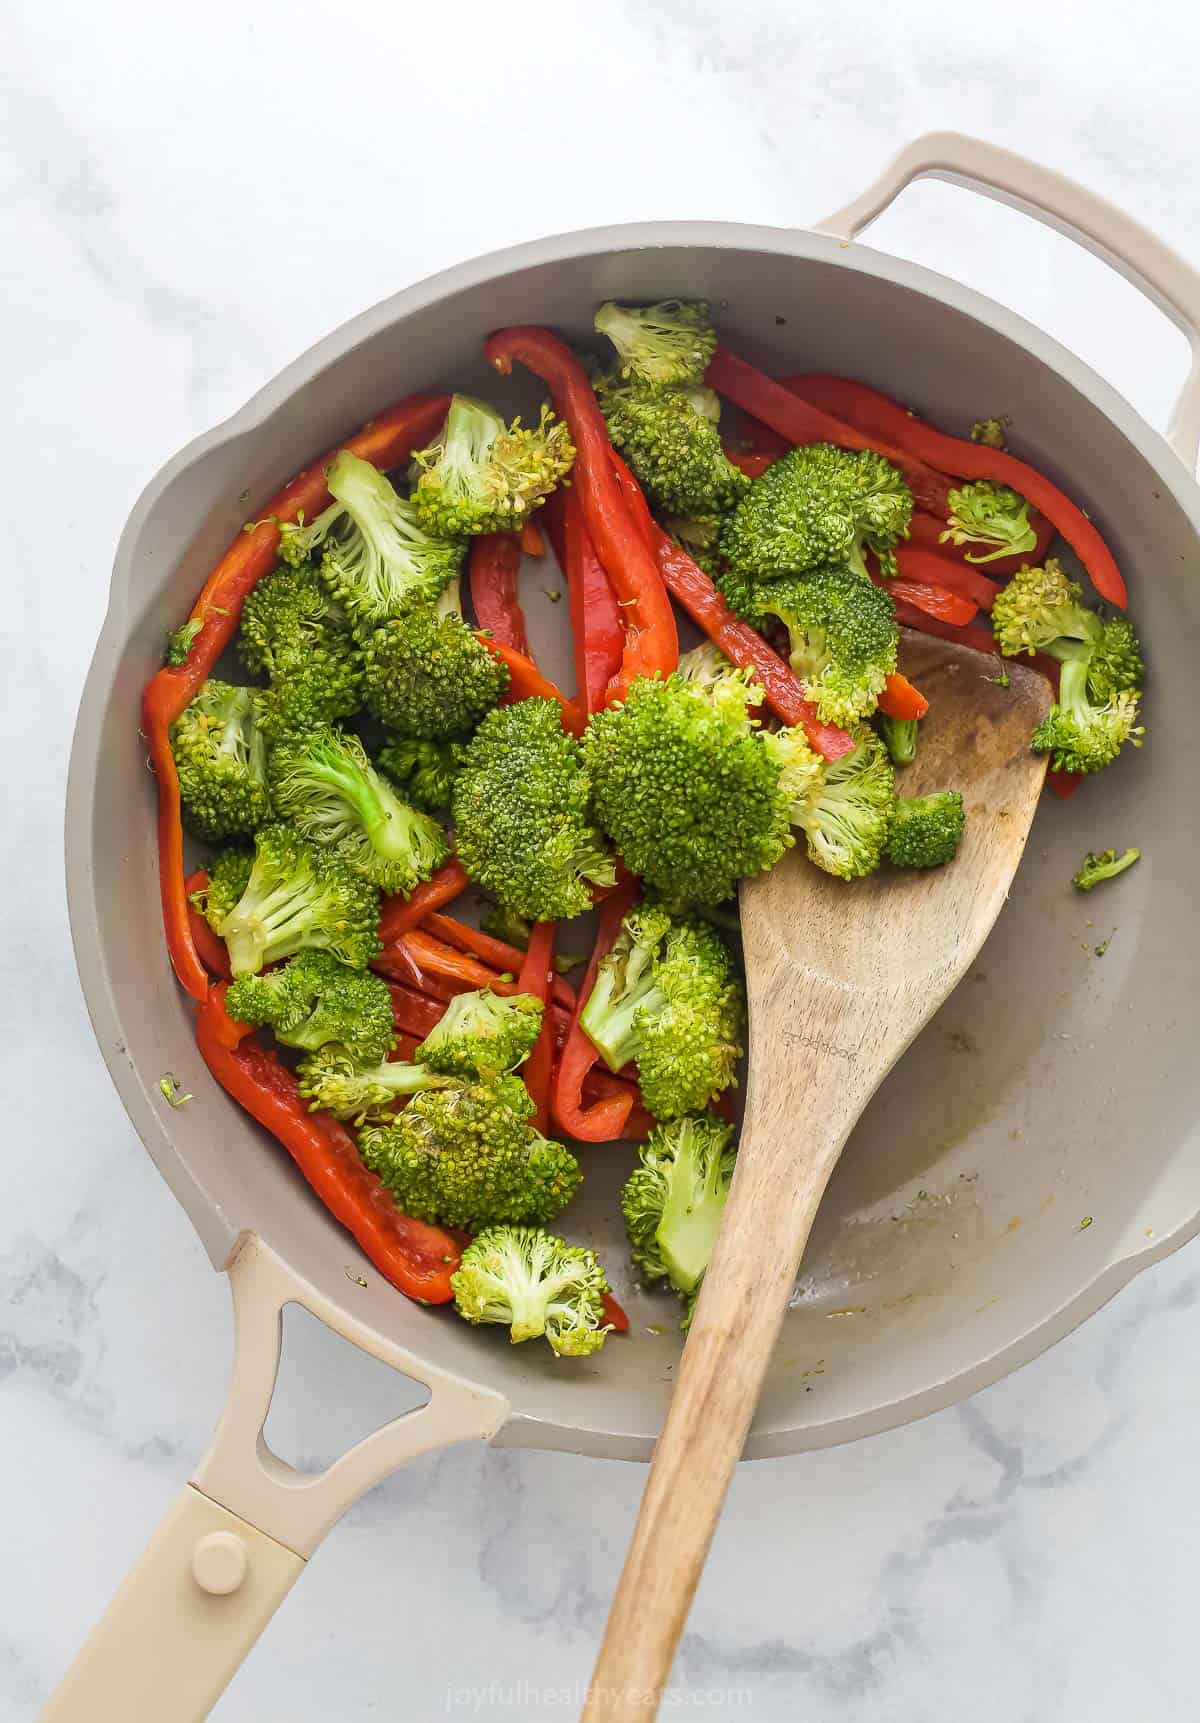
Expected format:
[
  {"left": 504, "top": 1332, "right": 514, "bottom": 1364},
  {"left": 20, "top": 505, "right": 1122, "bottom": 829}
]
[
  {"left": 169, "top": 680, "right": 272, "bottom": 842},
  {"left": 267, "top": 724, "right": 448, "bottom": 896},
  {"left": 1085, "top": 617, "right": 1145, "bottom": 699},
  {"left": 1032, "top": 645, "right": 1145, "bottom": 773},
  {"left": 453, "top": 698, "right": 615, "bottom": 920},
  {"left": 217, "top": 823, "right": 380, "bottom": 976},
  {"left": 885, "top": 791, "right": 966, "bottom": 869},
  {"left": 415, "top": 987, "right": 544, "bottom": 1080},
  {"left": 665, "top": 512, "right": 726, "bottom": 577},
  {"left": 749, "top": 566, "right": 899, "bottom": 726},
  {"left": 788, "top": 727, "right": 896, "bottom": 880},
  {"left": 226, "top": 949, "right": 395, "bottom": 1062},
  {"left": 580, "top": 907, "right": 743, "bottom": 1120},
  {"left": 239, "top": 563, "right": 364, "bottom": 741},
  {"left": 165, "top": 616, "right": 203, "bottom": 666},
  {"left": 451, "top": 1226, "right": 611, "bottom": 1356},
  {"left": 939, "top": 481, "right": 1037, "bottom": 564},
  {"left": 760, "top": 725, "right": 828, "bottom": 828},
  {"left": 621, "top": 1113, "right": 735, "bottom": 1314},
  {"left": 194, "top": 847, "right": 254, "bottom": 934},
  {"left": 878, "top": 713, "right": 919, "bottom": 766},
  {"left": 408, "top": 395, "right": 574, "bottom": 537},
  {"left": 375, "top": 736, "right": 462, "bottom": 813},
  {"left": 585, "top": 671, "right": 792, "bottom": 909},
  {"left": 989, "top": 559, "right": 1102, "bottom": 659},
  {"left": 1072, "top": 847, "right": 1141, "bottom": 892},
  {"left": 362, "top": 609, "right": 509, "bottom": 739},
  {"left": 720, "top": 443, "right": 913, "bottom": 581},
  {"left": 357, "top": 1075, "right": 580, "bottom": 1230},
  {"left": 295, "top": 1045, "right": 452, "bottom": 1123},
  {"left": 595, "top": 373, "right": 748, "bottom": 518},
  {"left": 970, "top": 416, "right": 1009, "bottom": 449},
  {"left": 593, "top": 299, "right": 717, "bottom": 387}
]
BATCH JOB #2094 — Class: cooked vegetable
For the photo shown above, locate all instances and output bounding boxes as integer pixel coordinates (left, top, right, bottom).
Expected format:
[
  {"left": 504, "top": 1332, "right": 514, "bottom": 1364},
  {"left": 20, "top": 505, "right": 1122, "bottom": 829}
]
[
  {"left": 194, "top": 847, "right": 253, "bottom": 934},
  {"left": 451, "top": 1226, "right": 611, "bottom": 1356},
  {"left": 878, "top": 713, "right": 919, "bottom": 766},
  {"left": 217, "top": 822, "right": 380, "bottom": 976},
  {"left": 885, "top": 791, "right": 966, "bottom": 869},
  {"left": 239, "top": 562, "right": 365, "bottom": 742},
  {"left": 453, "top": 698, "right": 615, "bottom": 920},
  {"left": 595, "top": 372, "right": 749, "bottom": 518},
  {"left": 469, "top": 532, "right": 530, "bottom": 654},
  {"left": 749, "top": 566, "right": 899, "bottom": 726},
  {"left": 226, "top": 948, "right": 395, "bottom": 1062},
  {"left": 1033, "top": 654, "right": 1144, "bottom": 774},
  {"left": 165, "top": 617, "right": 203, "bottom": 666},
  {"left": 580, "top": 905, "right": 743, "bottom": 1120},
  {"left": 720, "top": 442, "right": 913, "bottom": 582},
  {"left": 409, "top": 394, "right": 573, "bottom": 536},
  {"left": 1073, "top": 847, "right": 1141, "bottom": 891},
  {"left": 415, "top": 986, "right": 544, "bottom": 1080},
  {"left": 939, "top": 480, "right": 1037, "bottom": 564},
  {"left": 362, "top": 608, "right": 509, "bottom": 738},
  {"left": 295, "top": 1045, "right": 453, "bottom": 1122},
  {"left": 594, "top": 298, "right": 717, "bottom": 388},
  {"left": 357, "top": 1074, "right": 581, "bottom": 1230},
  {"left": 375, "top": 736, "right": 461, "bottom": 813},
  {"left": 622, "top": 1112, "right": 736, "bottom": 1322},
  {"left": 169, "top": 680, "right": 272, "bottom": 842},
  {"left": 766, "top": 725, "right": 896, "bottom": 880},
  {"left": 268, "top": 723, "right": 448, "bottom": 895}
]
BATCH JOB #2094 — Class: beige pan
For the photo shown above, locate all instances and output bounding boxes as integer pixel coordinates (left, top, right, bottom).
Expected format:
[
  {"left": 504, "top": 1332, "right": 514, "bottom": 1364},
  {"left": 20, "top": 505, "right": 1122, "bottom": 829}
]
[{"left": 51, "top": 134, "right": 1200, "bottom": 1719}]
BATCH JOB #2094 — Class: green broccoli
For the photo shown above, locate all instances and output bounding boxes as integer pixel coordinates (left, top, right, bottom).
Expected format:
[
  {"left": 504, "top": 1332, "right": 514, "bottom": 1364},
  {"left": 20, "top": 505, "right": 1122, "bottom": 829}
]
[
  {"left": 295, "top": 1045, "right": 453, "bottom": 1123},
  {"left": 665, "top": 512, "right": 726, "bottom": 577},
  {"left": 226, "top": 949, "right": 395, "bottom": 1063},
  {"left": 877, "top": 713, "right": 919, "bottom": 766},
  {"left": 885, "top": 791, "right": 966, "bottom": 869},
  {"left": 451, "top": 1226, "right": 611, "bottom": 1356},
  {"left": 1084, "top": 618, "right": 1145, "bottom": 700},
  {"left": 594, "top": 373, "right": 748, "bottom": 518},
  {"left": 278, "top": 451, "right": 464, "bottom": 631},
  {"left": 217, "top": 822, "right": 380, "bottom": 976},
  {"left": 1072, "top": 847, "right": 1141, "bottom": 891},
  {"left": 362, "top": 609, "right": 509, "bottom": 739},
  {"left": 990, "top": 559, "right": 1108, "bottom": 659},
  {"left": 170, "top": 680, "right": 272, "bottom": 843},
  {"left": 621, "top": 1113, "right": 735, "bottom": 1319},
  {"left": 749, "top": 566, "right": 899, "bottom": 726},
  {"left": 267, "top": 724, "right": 448, "bottom": 896},
  {"left": 453, "top": 698, "right": 615, "bottom": 920},
  {"left": 408, "top": 395, "right": 574, "bottom": 537},
  {"left": 238, "top": 562, "right": 364, "bottom": 740},
  {"left": 585, "top": 668, "right": 793, "bottom": 909},
  {"left": 357, "top": 1075, "right": 581, "bottom": 1230},
  {"left": 593, "top": 299, "right": 717, "bottom": 387},
  {"left": 765, "top": 725, "right": 896, "bottom": 880},
  {"left": 970, "top": 416, "right": 1009, "bottom": 449},
  {"left": 1032, "top": 645, "right": 1144, "bottom": 773},
  {"left": 938, "top": 481, "right": 1037, "bottom": 564},
  {"left": 415, "top": 987, "right": 544, "bottom": 1080},
  {"left": 165, "top": 616, "right": 203, "bottom": 666},
  {"left": 193, "top": 847, "right": 253, "bottom": 934},
  {"left": 580, "top": 906, "right": 743, "bottom": 1120},
  {"left": 375, "top": 736, "right": 462, "bottom": 813},
  {"left": 720, "top": 443, "right": 913, "bottom": 581}
]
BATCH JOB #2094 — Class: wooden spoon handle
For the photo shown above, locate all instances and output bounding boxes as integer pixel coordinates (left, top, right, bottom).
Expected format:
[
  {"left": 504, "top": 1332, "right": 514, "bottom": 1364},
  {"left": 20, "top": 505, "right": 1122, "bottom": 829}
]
[{"left": 582, "top": 1091, "right": 859, "bottom": 1720}]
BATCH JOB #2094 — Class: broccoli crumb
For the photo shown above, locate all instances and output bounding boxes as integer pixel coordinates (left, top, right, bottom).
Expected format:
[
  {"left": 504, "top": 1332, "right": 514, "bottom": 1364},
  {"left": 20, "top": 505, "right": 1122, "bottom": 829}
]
[{"left": 158, "top": 1074, "right": 193, "bottom": 1108}]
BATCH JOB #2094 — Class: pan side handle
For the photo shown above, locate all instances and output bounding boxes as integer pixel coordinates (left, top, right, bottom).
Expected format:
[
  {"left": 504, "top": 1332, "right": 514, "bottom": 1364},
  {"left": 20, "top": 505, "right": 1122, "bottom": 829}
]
[
  {"left": 40, "top": 1235, "right": 509, "bottom": 1723},
  {"left": 813, "top": 130, "right": 1200, "bottom": 475}
]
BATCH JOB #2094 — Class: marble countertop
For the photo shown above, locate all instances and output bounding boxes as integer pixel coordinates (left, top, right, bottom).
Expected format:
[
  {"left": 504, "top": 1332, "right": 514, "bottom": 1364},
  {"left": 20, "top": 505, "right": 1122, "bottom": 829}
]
[{"left": 5, "top": 1, "right": 1200, "bottom": 1716}]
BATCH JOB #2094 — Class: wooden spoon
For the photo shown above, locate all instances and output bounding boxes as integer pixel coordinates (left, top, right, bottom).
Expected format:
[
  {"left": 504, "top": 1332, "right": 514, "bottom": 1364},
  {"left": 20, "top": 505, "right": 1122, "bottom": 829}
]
[{"left": 582, "top": 634, "right": 1052, "bottom": 1721}]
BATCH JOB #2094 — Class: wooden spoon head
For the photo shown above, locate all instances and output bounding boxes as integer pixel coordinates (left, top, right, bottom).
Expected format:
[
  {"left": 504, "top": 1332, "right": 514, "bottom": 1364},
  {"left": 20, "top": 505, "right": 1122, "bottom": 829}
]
[{"left": 739, "top": 633, "right": 1053, "bottom": 1084}]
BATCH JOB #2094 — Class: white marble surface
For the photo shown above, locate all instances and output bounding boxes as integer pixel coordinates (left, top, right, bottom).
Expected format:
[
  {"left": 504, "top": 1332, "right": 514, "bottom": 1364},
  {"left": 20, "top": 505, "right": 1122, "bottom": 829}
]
[{"left": 4, "top": 1, "right": 1200, "bottom": 1716}]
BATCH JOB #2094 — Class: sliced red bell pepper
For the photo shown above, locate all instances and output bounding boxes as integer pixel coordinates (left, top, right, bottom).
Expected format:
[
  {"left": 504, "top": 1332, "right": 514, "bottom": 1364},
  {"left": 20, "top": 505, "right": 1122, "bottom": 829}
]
[
  {"left": 600, "top": 1291, "right": 630, "bottom": 1333},
  {"left": 145, "top": 392, "right": 452, "bottom": 1001},
  {"left": 378, "top": 858, "right": 470, "bottom": 946},
  {"left": 553, "top": 487, "right": 624, "bottom": 715},
  {"left": 422, "top": 913, "right": 577, "bottom": 1014},
  {"left": 182, "top": 870, "right": 233, "bottom": 981},
  {"left": 724, "top": 449, "right": 777, "bottom": 479},
  {"left": 195, "top": 985, "right": 461, "bottom": 1304},
  {"left": 481, "top": 636, "right": 586, "bottom": 736},
  {"left": 580, "top": 1067, "right": 655, "bottom": 1141},
  {"left": 893, "top": 545, "right": 1002, "bottom": 612},
  {"left": 876, "top": 673, "right": 929, "bottom": 722},
  {"left": 779, "top": 374, "right": 1126, "bottom": 608},
  {"left": 551, "top": 878, "right": 641, "bottom": 1142},
  {"left": 469, "top": 533, "right": 530, "bottom": 655},
  {"left": 1048, "top": 770, "right": 1082, "bottom": 799},
  {"left": 517, "top": 920, "right": 556, "bottom": 1132},
  {"left": 705, "top": 348, "right": 955, "bottom": 517},
  {"left": 519, "top": 519, "right": 546, "bottom": 558},
  {"left": 485, "top": 326, "right": 679, "bottom": 701},
  {"left": 885, "top": 577, "right": 979, "bottom": 627}
]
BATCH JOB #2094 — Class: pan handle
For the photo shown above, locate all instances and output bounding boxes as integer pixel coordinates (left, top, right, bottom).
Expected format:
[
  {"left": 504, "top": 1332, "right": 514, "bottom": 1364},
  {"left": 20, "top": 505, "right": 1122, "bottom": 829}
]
[
  {"left": 813, "top": 130, "right": 1200, "bottom": 475},
  {"left": 40, "top": 1235, "right": 508, "bottom": 1723}
]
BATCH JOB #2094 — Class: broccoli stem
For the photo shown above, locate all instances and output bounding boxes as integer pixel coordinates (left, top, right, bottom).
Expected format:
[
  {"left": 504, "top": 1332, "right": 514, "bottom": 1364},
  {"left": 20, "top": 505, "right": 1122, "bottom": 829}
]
[
  {"left": 878, "top": 715, "right": 918, "bottom": 766},
  {"left": 657, "top": 1132, "right": 729, "bottom": 1292}
]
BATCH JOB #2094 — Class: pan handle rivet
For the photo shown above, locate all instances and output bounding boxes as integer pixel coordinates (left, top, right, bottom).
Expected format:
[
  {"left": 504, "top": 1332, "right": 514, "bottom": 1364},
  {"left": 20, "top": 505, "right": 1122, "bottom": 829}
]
[{"left": 191, "top": 1530, "right": 249, "bottom": 1595}]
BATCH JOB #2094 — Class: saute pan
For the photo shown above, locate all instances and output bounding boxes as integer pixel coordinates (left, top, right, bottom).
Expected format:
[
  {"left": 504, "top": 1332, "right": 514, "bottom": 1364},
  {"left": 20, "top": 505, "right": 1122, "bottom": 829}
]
[{"left": 49, "top": 133, "right": 1200, "bottom": 1719}]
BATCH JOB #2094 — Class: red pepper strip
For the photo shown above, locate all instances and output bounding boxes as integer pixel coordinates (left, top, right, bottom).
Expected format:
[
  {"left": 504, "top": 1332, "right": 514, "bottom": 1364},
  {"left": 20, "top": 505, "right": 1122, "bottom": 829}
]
[
  {"left": 469, "top": 533, "right": 530, "bottom": 655},
  {"left": 1048, "top": 770, "right": 1082, "bottom": 799},
  {"left": 383, "top": 959, "right": 574, "bottom": 1051},
  {"left": 144, "top": 392, "right": 453, "bottom": 1000},
  {"left": 606, "top": 452, "right": 855, "bottom": 763},
  {"left": 485, "top": 326, "right": 679, "bottom": 701},
  {"left": 480, "top": 636, "right": 586, "bottom": 736},
  {"left": 551, "top": 878, "right": 641, "bottom": 1141},
  {"left": 883, "top": 575, "right": 979, "bottom": 627},
  {"left": 561, "top": 488, "right": 625, "bottom": 714},
  {"left": 422, "top": 913, "right": 577, "bottom": 1013},
  {"left": 724, "top": 449, "right": 777, "bottom": 479},
  {"left": 182, "top": 871, "right": 234, "bottom": 981},
  {"left": 779, "top": 374, "right": 1126, "bottom": 608},
  {"left": 581, "top": 1067, "right": 655, "bottom": 1141},
  {"left": 892, "top": 600, "right": 1000, "bottom": 656},
  {"left": 517, "top": 920, "right": 556, "bottom": 1132},
  {"left": 906, "top": 507, "right": 1055, "bottom": 581},
  {"left": 196, "top": 985, "right": 461, "bottom": 1303},
  {"left": 600, "top": 1291, "right": 630, "bottom": 1333},
  {"left": 705, "top": 348, "right": 954, "bottom": 518},
  {"left": 893, "top": 545, "right": 1002, "bottom": 612},
  {"left": 736, "top": 416, "right": 792, "bottom": 459},
  {"left": 520, "top": 519, "right": 546, "bottom": 557},
  {"left": 385, "top": 982, "right": 449, "bottom": 1040},
  {"left": 378, "top": 859, "right": 470, "bottom": 946},
  {"left": 877, "top": 673, "right": 929, "bottom": 722}
]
